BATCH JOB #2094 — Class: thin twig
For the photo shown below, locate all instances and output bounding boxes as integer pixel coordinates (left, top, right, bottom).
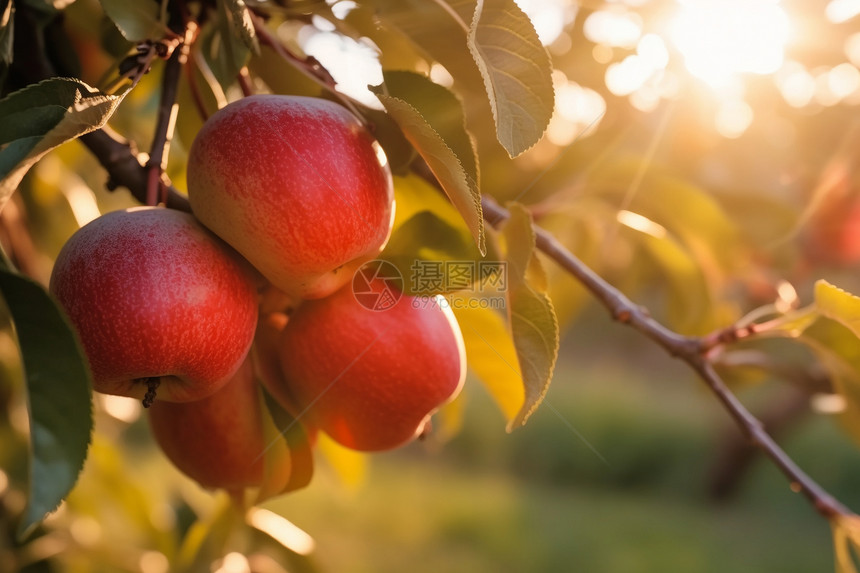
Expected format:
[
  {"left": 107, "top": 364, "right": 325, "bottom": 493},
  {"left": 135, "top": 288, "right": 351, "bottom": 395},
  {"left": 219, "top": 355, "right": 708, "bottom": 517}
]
[
  {"left": 0, "top": 196, "right": 46, "bottom": 284},
  {"left": 709, "top": 385, "right": 810, "bottom": 500},
  {"left": 10, "top": 4, "right": 191, "bottom": 213},
  {"left": 481, "top": 195, "right": 853, "bottom": 520},
  {"left": 146, "top": 24, "right": 196, "bottom": 206},
  {"left": 184, "top": 56, "right": 210, "bottom": 122},
  {"left": 79, "top": 130, "right": 191, "bottom": 212},
  {"left": 430, "top": 0, "right": 470, "bottom": 34},
  {"left": 249, "top": 12, "right": 366, "bottom": 122},
  {"left": 237, "top": 67, "right": 254, "bottom": 97}
]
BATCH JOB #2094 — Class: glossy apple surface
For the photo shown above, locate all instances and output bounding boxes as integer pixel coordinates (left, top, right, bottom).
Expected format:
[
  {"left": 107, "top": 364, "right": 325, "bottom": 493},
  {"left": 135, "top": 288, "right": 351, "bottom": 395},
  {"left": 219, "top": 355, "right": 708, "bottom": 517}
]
[
  {"left": 49, "top": 207, "right": 259, "bottom": 402},
  {"left": 187, "top": 95, "right": 395, "bottom": 299},
  {"left": 275, "top": 282, "right": 466, "bottom": 451}
]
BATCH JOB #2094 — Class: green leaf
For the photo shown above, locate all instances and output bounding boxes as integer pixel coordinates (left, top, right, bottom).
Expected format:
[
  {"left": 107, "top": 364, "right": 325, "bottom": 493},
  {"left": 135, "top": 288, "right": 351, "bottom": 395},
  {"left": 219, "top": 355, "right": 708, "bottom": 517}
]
[
  {"left": 385, "top": 212, "right": 481, "bottom": 295},
  {"left": 815, "top": 280, "right": 860, "bottom": 339},
  {"left": 382, "top": 71, "right": 479, "bottom": 189},
  {"left": 467, "top": 0, "right": 554, "bottom": 156},
  {"left": 800, "top": 318, "right": 860, "bottom": 447},
  {"left": 98, "top": 0, "right": 170, "bottom": 42},
  {"left": 502, "top": 203, "right": 559, "bottom": 428},
  {"left": 507, "top": 287, "right": 558, "bottom": 427},
  {"left": 0, "top": 0, "right": 13, "bottom": 66},
  {"left": 803, "top": 284, "right": 860, "bottom": 448},
  {"left": 257, "top": 389, "right": 314, "bottom": 503},
  {"left": 370, "top": 71, "right": 485, "bottom": 254},
  {"left": 256, "top": 392, "right": 294, "bottom": 504},
  {"left": 199, "top": 2, "right": 250, "bottom": 93},
  {"left": 0, "top": 265, "right": 93, "bottom": 537},
  {"left": 176, "top": 493, "right": 241, "bottom": 572},
  {"left": 100, "top": 15, "right": 135, "bottom": 59},
  {"left": 452, "top": 304, "right": 524, "bottom": 427},
  {"left": 390, "top": 173, "right": 472, "bottom": 232},
  {"left": 0, "top": 79, "right": 100, "bottom": 143},
  {"left": 1, "top": 106, "right": 68, "bottom": 147},
  {"left": 0, "top": 78, "right": 128, "bottom": 211},
  {"left": 382, "top": 175, "right": 482, "bottom": 295},
  {"left": 362, "top": 110, "right": 417, "bottom": 176},
  {"left": 222, "top": 0, "right": 258, "bottom": 54},
  {"left": 368, "top": 0, "right": 485, "bottom": 101}
]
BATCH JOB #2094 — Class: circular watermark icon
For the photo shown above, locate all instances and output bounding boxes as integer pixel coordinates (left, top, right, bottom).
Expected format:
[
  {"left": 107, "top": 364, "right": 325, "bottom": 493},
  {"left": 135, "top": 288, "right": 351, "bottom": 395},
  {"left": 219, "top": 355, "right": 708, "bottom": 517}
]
[{"left": 352, "top": 259, "right": 404, "bottom": 311}]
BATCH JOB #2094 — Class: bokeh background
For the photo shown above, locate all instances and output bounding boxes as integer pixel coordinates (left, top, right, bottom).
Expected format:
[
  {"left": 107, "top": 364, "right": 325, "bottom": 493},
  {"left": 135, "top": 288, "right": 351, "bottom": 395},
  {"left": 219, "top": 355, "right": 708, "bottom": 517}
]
[{"left": 6, "top": 0, "right": 860, "bottom": 571}]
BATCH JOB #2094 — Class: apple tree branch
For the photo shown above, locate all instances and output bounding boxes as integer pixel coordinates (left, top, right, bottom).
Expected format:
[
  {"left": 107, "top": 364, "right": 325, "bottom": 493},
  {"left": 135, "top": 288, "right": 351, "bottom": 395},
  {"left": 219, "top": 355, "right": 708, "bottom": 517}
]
[{"left": 482, "top": 195, "right": 853, "bottom": 520}]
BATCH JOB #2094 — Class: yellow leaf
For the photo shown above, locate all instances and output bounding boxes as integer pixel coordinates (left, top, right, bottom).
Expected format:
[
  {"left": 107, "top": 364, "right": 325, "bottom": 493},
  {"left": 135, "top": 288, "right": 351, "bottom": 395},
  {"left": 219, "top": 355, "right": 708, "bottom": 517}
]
[
  {"left": 816, "top": 280, "right": 860, "bottom": 340},
  {"left": 801, "top": 319, "right": 860, "bottom": 447},
  {"left": 256, "top": 390, "right": 314, "bottom": 503},
  {"left": 832, "top": 514, "right": 860, "bottom": 573},
  {"left": 255, "top": 393, "right": 293, "bottom": 504},
  {"left": 371, "top": 73, "right": 484, "bottom": 253},
  {"left": 452, "top": 304, "right": 524, "bottom": 428},
  {"left": 316, "top": 434, "right": 367, "bottom": 490},
  {"left": 431, "top": 391, "right": 467, "bottom": 444},
  {"left": 502, "top": 203, "right": 559, "bottom": 429}
]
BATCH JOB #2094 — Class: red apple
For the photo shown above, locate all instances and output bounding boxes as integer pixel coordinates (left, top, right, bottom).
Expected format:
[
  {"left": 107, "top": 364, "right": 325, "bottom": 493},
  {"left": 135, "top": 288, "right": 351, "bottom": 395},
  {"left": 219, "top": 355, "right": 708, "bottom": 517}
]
[
  {"left": 49, "top": 207, "right": 259, "bottom": 403},
  {"left": 149, "top": 352, "right": 315, "bottom": 495},
  {"left": 186, "top": 95, "right": 395, "bottom": 300},
  {"left": 147, "top": 355, "right": 266, "bottom": 491},
  {"left": 274, "top": 282, "right": 466, "bottom": 451}
]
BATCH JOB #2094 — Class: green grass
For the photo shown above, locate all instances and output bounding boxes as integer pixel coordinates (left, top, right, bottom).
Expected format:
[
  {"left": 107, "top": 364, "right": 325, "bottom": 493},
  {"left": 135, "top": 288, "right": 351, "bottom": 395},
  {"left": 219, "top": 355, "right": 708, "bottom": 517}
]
[{"left": 269, "top": 457, "right": 832, "bottom": 573}]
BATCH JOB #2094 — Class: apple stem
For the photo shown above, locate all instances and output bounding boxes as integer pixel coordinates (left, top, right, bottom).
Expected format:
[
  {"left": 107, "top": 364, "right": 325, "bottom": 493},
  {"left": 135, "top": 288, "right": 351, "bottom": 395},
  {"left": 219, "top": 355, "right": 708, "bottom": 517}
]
[
  {"left": 142, "top": 378, "right": 161, "bottom": 408},
  {"left": 418, "top": 419, "right": 432, "bottom": 441}
]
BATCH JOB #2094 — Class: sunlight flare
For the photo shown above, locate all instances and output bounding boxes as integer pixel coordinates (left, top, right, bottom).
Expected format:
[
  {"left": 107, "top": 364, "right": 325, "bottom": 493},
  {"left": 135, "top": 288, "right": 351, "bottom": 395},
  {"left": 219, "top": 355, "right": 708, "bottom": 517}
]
[{"left": 669, "top": 0, "right": 790, "bottom": 88}]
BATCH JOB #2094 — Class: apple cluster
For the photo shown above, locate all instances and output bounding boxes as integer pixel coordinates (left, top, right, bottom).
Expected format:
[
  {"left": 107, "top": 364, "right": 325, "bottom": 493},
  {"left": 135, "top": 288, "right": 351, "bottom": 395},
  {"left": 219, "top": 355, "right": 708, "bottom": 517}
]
[{"left": 49, "top": 95, "right": 466, "bottom": 494}]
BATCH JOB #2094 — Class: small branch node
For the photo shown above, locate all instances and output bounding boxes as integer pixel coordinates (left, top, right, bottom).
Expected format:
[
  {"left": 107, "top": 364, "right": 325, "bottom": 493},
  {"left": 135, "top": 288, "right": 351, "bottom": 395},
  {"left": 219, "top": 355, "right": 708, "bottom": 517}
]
[{"left": 613, "top": 308, "right": 633, "bottom": 324}]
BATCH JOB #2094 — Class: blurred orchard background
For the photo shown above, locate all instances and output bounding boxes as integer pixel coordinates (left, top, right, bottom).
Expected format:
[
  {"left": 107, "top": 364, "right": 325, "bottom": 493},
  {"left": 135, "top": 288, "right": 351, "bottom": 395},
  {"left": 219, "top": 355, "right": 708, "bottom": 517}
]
[{"left": 5, "top": 0, "right": 860, "bottom": 571}]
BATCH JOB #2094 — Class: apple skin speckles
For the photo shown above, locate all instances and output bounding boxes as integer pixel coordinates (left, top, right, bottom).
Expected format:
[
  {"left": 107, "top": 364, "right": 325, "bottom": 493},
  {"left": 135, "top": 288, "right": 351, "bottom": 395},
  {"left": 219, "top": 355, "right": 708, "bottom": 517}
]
[
  {"left": 187, "top": 95, "right": 395, "bottom": 300},
  {"left": 275, "top": 281, "right": 466, "bottom": 452},
  {"left": 49, "top": 207, "right": 259, "bottom": 403}
]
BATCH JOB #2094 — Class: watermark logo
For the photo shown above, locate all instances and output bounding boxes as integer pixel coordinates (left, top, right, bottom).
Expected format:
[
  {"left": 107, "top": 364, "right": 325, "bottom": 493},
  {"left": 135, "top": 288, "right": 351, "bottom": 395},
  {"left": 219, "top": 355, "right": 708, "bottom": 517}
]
[
  {"left": 352, "top": 260, "right": 404, "bottom": 311},
  {"left": 410, "top": 260, "right": 508, "bottom": 293},
  {"left": 353, "top": 259, "right": 509, "bottom": 311}
]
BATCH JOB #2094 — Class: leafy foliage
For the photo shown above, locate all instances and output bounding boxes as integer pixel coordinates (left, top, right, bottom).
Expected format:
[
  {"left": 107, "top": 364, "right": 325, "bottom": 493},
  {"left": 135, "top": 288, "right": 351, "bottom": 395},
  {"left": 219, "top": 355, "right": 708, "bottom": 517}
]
[
  {"left": 0, "top": 78, "right": 128, "bottom": 209},
  {"left": 453, "top": 304, "right": 524, "bottom": 427},
  {"left": 6, "top": 0, "right": 860, "bottom": 570},
  {"left": 832, "top": 515, "right": 860, "bottom": 573},
  {"left": 501, "top": 203, "right": 559, "bottom": 428},
  {"left": 381, "top": 174, "right": 481, "bottom": 294},
  {"left": 815, "top": 280, "right": 860, "bottom": 341},
  {"left": 466, "top": 0, "right": 554, "bottom": 157},
  {"left": 371, "top": 71, "right": 485, "bottom": 254},
  {"left": 221, "top": 0, "right": 258, "bottom": 54},
  {"left": 98, "top": 0, "right": 171, "bottom": 43},
  {"left": 0, "top": 260, "right": 92, "bottom": 536},
  {"left": 258, "top": 389, "right": 314, "bottom": 503}
]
